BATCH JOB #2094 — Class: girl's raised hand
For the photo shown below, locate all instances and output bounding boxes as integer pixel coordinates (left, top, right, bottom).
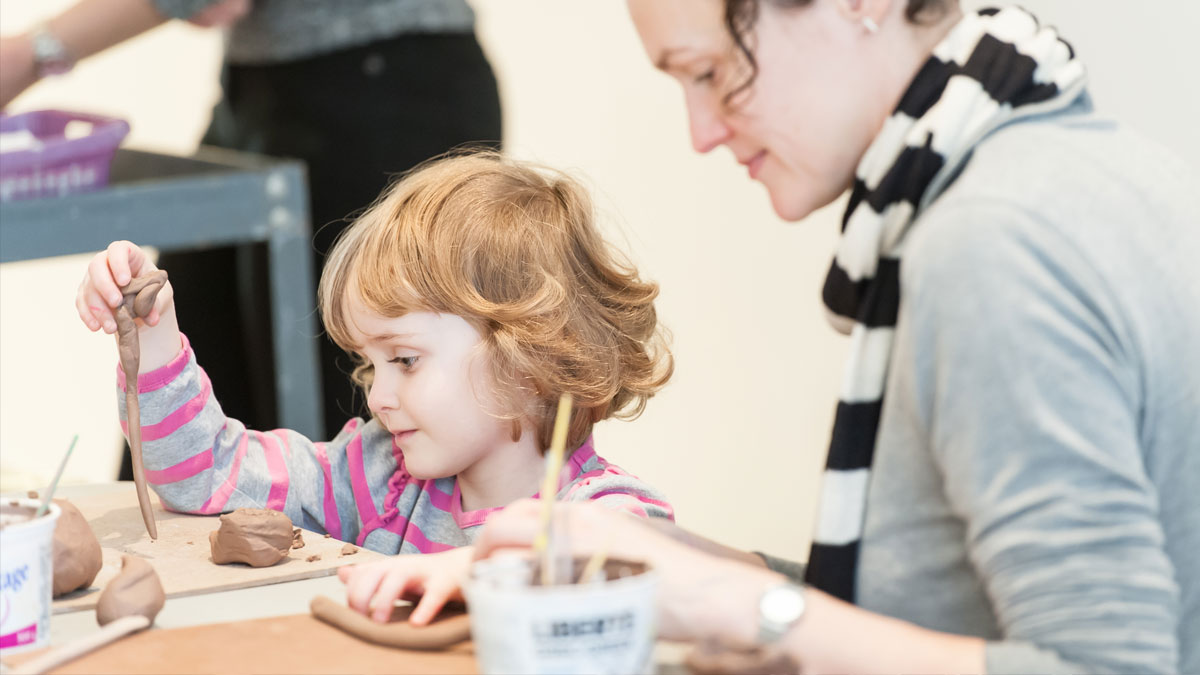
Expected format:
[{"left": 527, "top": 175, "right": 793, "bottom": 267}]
[
  {"left": 76, "top": 240, "right": 172, "bottom": 334},
  {"left": 339, "top": 546, "right": 473, "bottom": 625}
]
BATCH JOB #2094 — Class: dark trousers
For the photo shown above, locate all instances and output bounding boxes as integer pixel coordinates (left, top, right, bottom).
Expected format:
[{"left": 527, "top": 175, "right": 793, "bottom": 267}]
[{"left": 121, "top": 33, "right": 501, "bottom": 479}]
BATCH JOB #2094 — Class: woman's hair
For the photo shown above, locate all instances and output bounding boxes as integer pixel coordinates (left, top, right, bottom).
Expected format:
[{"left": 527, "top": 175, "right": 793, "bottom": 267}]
[
  {"left": 319, "top": 151, "right": 673, "bottom": 452},
  {"left": 722, "top": 0, "right": 951, "bottom": 103}
]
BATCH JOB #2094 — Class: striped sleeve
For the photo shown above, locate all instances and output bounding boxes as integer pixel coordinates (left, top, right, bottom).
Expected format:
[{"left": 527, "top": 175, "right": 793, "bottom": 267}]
[
  {"left": 560, "top": 463, "right": 674, "bottom": 521},
  {"left": 116, "top": 335, "right": 400, "bottom": 544}
]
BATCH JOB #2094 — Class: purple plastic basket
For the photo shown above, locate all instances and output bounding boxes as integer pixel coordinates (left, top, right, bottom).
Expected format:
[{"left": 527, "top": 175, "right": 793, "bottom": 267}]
[{"left": 0, "top": 109, "right": 130, "bottom": 202}]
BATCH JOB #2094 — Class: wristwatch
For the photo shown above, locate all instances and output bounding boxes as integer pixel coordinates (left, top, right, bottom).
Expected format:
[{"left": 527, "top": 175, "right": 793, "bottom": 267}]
[
  {"left": 757, "top": 582, "right": 807, "bottom": 644},
  {"left": 31, "top": 23, "right": 75, "bottom": 79}
]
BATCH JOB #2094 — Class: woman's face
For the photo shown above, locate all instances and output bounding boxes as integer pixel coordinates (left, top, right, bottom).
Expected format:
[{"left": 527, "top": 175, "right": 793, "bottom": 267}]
[{"left": 628, "top": 0, "right": 890, "bottom": 221}]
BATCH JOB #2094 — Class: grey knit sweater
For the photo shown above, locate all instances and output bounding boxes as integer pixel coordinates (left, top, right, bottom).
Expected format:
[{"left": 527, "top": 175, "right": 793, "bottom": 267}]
[
  {"left": 152, "top": 0, "right": 475, "bottom": 64},
  {"left": 767, "top": 102, "right": 1200, "bottom": 674}
]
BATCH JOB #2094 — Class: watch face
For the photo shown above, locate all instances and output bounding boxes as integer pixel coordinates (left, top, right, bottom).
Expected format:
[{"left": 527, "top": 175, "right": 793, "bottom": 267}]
[{"left": 762, "top": 584, "right": 806, "bottom": 624}]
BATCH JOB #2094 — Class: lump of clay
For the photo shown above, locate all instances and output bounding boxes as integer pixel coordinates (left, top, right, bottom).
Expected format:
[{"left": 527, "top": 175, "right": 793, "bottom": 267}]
[
  {"left": 96, "top": 555, "right": 165, "bottom": 626},
  {"left": 209, "top": 508, "right": 293, "bottom": 567},
  {"left": 52, "top": 499, "right": 103, "bottom": 597}
]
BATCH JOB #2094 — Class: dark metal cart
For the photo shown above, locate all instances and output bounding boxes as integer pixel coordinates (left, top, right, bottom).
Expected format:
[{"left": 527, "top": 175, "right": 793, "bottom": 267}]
[{"left": 0, "top": 146, "right": 324, "bottom": 440}]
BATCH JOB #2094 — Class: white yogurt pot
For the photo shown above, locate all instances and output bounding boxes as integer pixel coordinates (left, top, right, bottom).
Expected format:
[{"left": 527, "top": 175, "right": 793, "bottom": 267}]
[
  {"left": 464, "top": 556, "right": 658, "bottom": 675},
  {"left": 0, "top": 498, "right": 61, "bottom": 653}
]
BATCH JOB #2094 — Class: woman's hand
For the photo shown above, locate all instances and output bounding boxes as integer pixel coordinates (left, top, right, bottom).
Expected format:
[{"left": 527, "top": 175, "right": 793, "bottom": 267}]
[
  {"left": 77, "top": 240, "right": 181, "bottom": 370},
  {"left": 474, "top": 498, "right": 779, "bottom": 645},
  {"left": 339, "top": 546, "right": 473, "bottom": 625},
  {"left": 0, "top": 34, "right": 37, "bottom": 110}
]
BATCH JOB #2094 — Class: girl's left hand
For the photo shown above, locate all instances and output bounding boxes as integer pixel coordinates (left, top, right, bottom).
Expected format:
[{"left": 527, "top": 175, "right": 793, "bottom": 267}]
[{"left": 339, "top": 546, "right": 473, "bottom": 624}]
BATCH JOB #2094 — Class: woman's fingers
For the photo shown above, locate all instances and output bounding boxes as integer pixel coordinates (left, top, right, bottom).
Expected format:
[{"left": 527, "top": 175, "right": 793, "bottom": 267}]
[
  {"left": 342, "top": 564, "right": 389, "bottom": 616},
  {"left": 473, "top": 499, "right": 544, "bottom": 559},
  {"left": 410, "top": 580, "right": 460, "bottom": 626},
  {"left": 370, "top": 571, "right": 419, "bottom": 623}
]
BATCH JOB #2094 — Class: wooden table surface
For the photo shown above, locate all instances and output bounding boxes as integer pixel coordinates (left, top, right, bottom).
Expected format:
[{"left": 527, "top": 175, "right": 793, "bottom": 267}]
[{"left": 0, "top": 483, "right": 691, "bottom": 674}]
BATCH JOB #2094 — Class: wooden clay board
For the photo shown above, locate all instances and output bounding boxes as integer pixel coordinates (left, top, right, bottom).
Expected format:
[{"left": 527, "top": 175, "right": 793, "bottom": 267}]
[
  {"left": 5, "top": 613, "right": 477, "bottom": 674},
  {"left": 52, "top": 484, "right": 382, "bottom": 614}
]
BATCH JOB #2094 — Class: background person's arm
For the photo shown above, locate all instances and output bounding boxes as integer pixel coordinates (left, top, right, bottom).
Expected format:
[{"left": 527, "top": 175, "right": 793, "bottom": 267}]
[
  {"left": 1, "top": 0, "right": 168, "bottom": 107},
  {"left": 0, "top": 0, "right": 245, "bottom": 108}
]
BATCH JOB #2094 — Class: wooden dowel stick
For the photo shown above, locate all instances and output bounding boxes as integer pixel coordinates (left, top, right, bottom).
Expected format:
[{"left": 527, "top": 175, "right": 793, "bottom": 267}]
[{"left": 10, "top": 615, "right": 150, "bottom": 675}]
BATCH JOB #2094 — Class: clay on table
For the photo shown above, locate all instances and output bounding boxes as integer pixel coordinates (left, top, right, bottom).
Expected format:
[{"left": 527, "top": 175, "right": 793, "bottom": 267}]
[
  {"left": 116, "top": 269, "right": 169, "bottom": 541},
  {"left": 0, "top": 503, "right": 36, "bottom": 530},
  {"left": 209, "top": 508, "right": 294, "bottom": 567},
  {"left": 340, "top": 543, "right": 358, "bottom": 556},
  {"left": 310, "top": 595, "right": 471, "bottom": 651},
  {"left": 51, "top": 498, "right": 103, "bottom": 597},
  {"left": 95, "top": 555, "right": 165, "bottom": 626}
]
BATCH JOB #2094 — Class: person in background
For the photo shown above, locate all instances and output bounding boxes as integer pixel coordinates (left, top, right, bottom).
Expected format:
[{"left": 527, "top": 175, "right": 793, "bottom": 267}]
[
  {"left": 75, "top": 153, "right": 675, "bottom": 623},
  {"left": 1, "top": 0, "right": 503, "bottom": 450},
  {"left": 452, "top": 1, "right": 1193, "bottom": 673}
]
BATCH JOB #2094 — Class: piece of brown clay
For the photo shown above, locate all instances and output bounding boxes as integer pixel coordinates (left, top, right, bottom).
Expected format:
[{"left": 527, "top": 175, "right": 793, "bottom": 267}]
[
  {"left": 292, "top": 528, "right": 305, "bottom": 549},
  {"left": 95, "top": 555, "right": 165, "bottom": 627},
  {"left": 306, "top": 554, "right": 321, "bottom": 562},
  {"left": 209, "top": 508, "right": 293, "bottom": 567},
  {"left": 340, "top": 543, "right": 358, "bottom": 556},
  {"left": 310, "top": 595, "right": 471, "bottom": 650},
  {"left": 117, "top": 269, "right": 169, "bottom": 541},
  {"left": 323, "top": 533, "right": 332, "bottom": 538},
  {"left": 51, "top": 499, "right": 103, "bottom": 597}
]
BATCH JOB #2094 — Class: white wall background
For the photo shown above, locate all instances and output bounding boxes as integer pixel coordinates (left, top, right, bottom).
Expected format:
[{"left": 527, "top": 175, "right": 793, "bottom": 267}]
[{"left": 2, "top": 1, "right": 1197, "bottom": 562}]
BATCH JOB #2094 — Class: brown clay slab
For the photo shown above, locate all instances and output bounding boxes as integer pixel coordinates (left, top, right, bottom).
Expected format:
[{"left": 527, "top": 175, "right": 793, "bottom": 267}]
[{"left": 52, "top": 484, "right": 382, "bottom": 614}]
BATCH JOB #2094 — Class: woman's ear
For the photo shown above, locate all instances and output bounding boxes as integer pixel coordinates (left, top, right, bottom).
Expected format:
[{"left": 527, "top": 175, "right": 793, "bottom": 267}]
[{"left": 835, "top": 0, "right": 892, "bottom": 34}]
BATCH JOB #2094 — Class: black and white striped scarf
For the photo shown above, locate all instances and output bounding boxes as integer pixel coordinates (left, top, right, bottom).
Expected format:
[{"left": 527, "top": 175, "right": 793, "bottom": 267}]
[{"left": 804, "top": 6, "right": 1087, "bottom": 602}]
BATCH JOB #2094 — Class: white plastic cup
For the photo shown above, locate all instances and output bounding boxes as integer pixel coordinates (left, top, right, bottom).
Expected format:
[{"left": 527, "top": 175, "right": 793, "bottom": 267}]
[
  {"left": 0, "top": 498, "right": 61, "bottom": 653},
  {"left": 464, "top": 556, "right": 659, "bottom": 675}
]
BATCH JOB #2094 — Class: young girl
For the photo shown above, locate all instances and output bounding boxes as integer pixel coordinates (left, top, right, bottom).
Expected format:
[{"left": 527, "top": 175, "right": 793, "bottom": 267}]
[{"left": 76, "top": 152, "right": 675, "bottom": 621}]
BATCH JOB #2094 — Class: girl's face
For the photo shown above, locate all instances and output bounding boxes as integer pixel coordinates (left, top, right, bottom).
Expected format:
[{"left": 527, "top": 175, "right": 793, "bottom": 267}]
[
  {"left": 347, "top": 298, "right": 516, "bottom": 481},
  {"left": 628, "top": 0, "right": 890, "bottom": 221}
]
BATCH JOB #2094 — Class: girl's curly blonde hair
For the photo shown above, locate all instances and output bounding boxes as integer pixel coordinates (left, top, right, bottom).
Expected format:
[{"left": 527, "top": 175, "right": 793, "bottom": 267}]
[{"left": 319, "top": 151, "right": 673, "bottom": 452}]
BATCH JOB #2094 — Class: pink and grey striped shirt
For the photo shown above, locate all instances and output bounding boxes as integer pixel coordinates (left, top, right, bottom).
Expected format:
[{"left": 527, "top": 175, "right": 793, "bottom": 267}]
[{"left": 117, "top": 335, "right": 674, "bottom": 553}]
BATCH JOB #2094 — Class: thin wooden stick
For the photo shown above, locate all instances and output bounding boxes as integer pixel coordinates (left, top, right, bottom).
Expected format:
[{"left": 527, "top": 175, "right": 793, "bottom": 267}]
[
  {"left": 34, "top": 434, "right": 78, "bottom": 518},
  {"left": 533, "top": 393, "right": 573, "bottom": 587},
  {"left": 579, "top": 544, "right": 609, "bottom": 584},
  {"left": 10, "top": 615, "right": 150, "bottom": 675}
]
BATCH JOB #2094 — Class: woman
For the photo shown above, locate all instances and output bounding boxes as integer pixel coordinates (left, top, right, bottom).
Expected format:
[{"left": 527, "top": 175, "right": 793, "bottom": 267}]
[{"left": 472, "top": 1, "right": 1199, "bottom": 673}]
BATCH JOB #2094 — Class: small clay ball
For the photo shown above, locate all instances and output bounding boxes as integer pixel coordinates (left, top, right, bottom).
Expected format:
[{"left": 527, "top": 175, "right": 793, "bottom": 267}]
[
  {"left": 96, "top": 555, "right": 165, "bottom": 626},
  {"left": 52, "top": 499, "right": 103, "bottom": 597},
  {"left": 209, "top": 508, "right": 293, "bottom": 567}
]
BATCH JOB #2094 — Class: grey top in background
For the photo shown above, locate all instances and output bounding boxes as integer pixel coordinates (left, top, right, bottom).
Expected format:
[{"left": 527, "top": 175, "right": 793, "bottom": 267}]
[
  {"left": 854, "top": 106, "right": 1200, "bottom": 674},
  {"left": 152, "top": 0, "right": 476, "bottom": 64}
]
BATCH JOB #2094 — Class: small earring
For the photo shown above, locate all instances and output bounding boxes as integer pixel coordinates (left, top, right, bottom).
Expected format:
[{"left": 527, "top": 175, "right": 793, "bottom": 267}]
[{"left": 861, "top": 16, "right": 879, "bottom": 34}]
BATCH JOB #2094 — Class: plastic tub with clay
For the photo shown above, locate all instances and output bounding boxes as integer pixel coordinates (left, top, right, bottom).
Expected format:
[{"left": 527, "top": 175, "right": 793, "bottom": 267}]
[
  {"left": 0, "top": 498, "right": 62, "bottom": 653},
  {"left": 464, "top": 555, "right": 658, "bottom": 675}
]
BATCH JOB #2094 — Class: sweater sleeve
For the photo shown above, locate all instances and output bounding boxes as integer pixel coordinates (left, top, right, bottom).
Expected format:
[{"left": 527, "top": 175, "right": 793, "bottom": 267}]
[
  {"left": 900, "top": 199, "right": 1181, "bottom": 674},
  {"left": 116, "top": 335, "right": 396, "bottom": 544},
  {"left": 150, "top": 0, "right": 222, "bottom": 20}
]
